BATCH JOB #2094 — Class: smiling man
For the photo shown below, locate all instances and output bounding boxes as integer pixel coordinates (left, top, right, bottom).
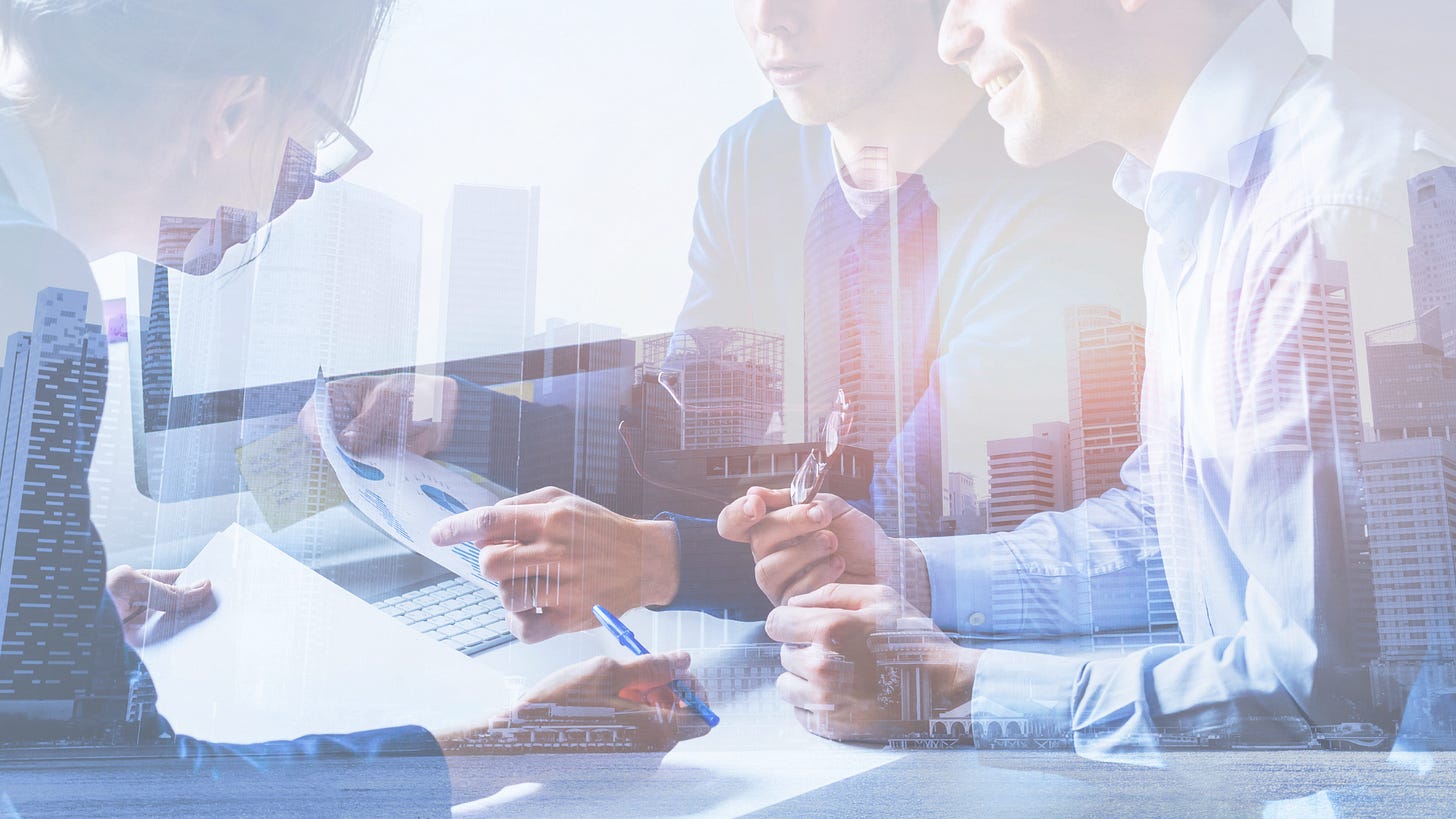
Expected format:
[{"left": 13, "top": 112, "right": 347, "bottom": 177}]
[{"left": 734, "top": 0, "right": 1455, "bottom": 753}]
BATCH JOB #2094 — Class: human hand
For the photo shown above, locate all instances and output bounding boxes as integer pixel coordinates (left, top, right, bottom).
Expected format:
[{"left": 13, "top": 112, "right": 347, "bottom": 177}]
[
  {"left": 298, "top": 373, "right": 458, "bottom": 456},
  {"left": 719, "top": 488, "right": 927, "bottom": 608},
  {"left": 436, "top": 652, "right": 712, "bottom": 755},
  {"left": 428, "top": 487, "right": 681, "bottom": 643},
  {"left": 765, "top": 584, "right": 979, "bottom": 742},
  {"left": 106, "top": 566, "right": 213, "bottom": 645}
]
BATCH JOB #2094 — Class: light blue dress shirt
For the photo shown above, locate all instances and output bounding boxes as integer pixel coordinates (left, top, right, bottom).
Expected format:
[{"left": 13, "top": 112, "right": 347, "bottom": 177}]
[{"left": 917, "top": 0, "right": 1455, "bottom": 757}]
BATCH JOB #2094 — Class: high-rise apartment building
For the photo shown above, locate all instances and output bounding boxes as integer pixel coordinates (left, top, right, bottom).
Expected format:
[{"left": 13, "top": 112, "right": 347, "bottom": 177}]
[
  {"left": 1362, "top": 306, "right": 1456, "bottom": 437},
  {"left": 1065, "top": 306, "right": 1145, "bottom": 504},
  {"left": 985, "top": 422, "right": 1070, "bottom": 533},
  {"left": 1367, "top": 310, "right": 1456, "bottom": 441},
  {"left": 441, "top": 185, "right": 540, "bottom": 360},
  {"left": 0, "top": 289, "right": 108, "bottom": 710},
  {"left": 1359, "top": 437, "right": 1456, "bottom": 661},
  {"left": 1362, "top": 306, "right": 1456, "bottom": 667}
]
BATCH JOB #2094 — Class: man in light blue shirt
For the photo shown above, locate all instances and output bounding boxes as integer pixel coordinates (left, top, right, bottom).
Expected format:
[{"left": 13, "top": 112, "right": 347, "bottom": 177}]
[{"left": 727, "top": 0, "right": 1455, "bottom": 756}]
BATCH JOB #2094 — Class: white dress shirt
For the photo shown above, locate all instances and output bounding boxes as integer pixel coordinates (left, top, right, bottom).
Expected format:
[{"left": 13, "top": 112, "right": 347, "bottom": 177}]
[{"left": 918, "top": 0, "right": 1455, "bottom": 756}]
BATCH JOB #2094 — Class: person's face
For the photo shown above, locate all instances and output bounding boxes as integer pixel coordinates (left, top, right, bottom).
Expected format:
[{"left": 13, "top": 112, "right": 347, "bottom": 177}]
[
  {"left": 939, "top": 0, "right": 1123, "bottom": 165},
  {"left": 734, "top": 0, "right": 940, "bottom": 126}
]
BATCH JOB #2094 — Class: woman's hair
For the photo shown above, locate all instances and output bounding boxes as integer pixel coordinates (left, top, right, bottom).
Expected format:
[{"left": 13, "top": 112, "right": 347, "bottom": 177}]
[{"left": 0, "top": 0, "right": 396, "bottom": 124}]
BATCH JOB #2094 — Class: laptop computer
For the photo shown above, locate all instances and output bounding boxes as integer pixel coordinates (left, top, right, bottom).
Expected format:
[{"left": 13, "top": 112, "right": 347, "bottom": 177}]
[{"left": 109, "top": 254, "right": 638, "bottom": 656}]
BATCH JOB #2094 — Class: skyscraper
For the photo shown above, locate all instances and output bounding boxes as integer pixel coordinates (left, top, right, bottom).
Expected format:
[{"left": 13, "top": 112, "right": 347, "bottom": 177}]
[
  {"left": 985, "top": 422, "right": 1070, "bottom": 533},
  {"left": 525, "top": 320, "right": 634, "bottom": 508},
  {"left": 1366, "top": 310, "right": 1456, "bottom": 441},
  {"left": 441, "top": 185, "right": 540, "bottom": 360},
  {"left": 945, "top": 471, "right": 985, "bottom": 536},
  {"left": 1065, "top": 305, "right": 1145, "bottom": 504},
  {"left": 1359, "top": 437, "right": 1456, "bottom": 661},
  {"left": 1408, "top": 166, "right": 1456, "bottom": 355},
  {"left": 639, "top": 327, "right": 784, "bottom": 452},
  {"left": 1361, "top": 307, "right": 1456, "bottom": 681},
  {"left": 802, "top": 146, "right": 944, "bottom": 538},
  {"left": 0, "top": 289, "right": 108, "bottom": 713},
  {"left": 1062, "top": 305, "right": 1177, "bottom": 647},
  {"left": 1247, "top": 250, "right": 1375, "bottom": 663},
  {"left": 242, "top": 182, "right": 424, "bottom": 381}
]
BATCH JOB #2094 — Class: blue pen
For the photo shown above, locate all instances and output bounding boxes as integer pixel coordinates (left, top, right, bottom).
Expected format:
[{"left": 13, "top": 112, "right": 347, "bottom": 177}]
[{"left": 591, "top": 604, "right": 720, "bottom": 728}]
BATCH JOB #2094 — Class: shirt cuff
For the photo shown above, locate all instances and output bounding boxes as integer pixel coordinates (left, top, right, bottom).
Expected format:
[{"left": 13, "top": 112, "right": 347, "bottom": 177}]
[
  {"left": 915, "top": 535, "right": 1006, "bottom": 635},
  {"left": 969, "top": 648, "right": 1083, "bottom": 750},
  {"left": 653, "top": 512, "right": 772, "bottom": 621}
]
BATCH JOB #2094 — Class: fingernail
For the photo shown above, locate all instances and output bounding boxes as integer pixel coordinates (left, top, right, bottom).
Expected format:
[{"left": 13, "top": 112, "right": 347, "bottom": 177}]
[
  {"left": 818, "top": 533, "right": 835, "bottom": 552},
  {"left": 807, "top": 505, "right": 826, "bottom": 524},
  {"left": 190, "top": 580, "right": 209, "bottom": 591}
]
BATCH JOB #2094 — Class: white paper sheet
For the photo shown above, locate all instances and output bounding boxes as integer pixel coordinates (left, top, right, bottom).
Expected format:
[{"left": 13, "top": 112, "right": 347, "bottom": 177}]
[
  {"left": 135, "top": 524, "right": 511, "bottom": 743},
  {"left": 314, "top": 373, "right": 500, "bottom": 588}
]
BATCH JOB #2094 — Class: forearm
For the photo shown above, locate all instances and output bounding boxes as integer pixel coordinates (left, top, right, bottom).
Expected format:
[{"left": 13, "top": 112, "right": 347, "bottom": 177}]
[
  {"left": 640, "top": 517, "right": 681, "bottom": 607},
  {"left": 971, "top": 628, "right": 1336, "bottom": 758},
  {"left": 168, "top": 727, "right": 454, "bottom": 814},
  {"left": 657, "top": 512, "right": 773, "bottom": 620},
  {"left": 917, "top": 466, "right": 1160, "bottom": 637}
]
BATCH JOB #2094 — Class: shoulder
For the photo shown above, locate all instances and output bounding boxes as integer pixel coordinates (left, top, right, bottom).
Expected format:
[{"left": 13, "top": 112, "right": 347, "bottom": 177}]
[
  {"left": 925, "top": 119, "right": 1145, "bottom": 296},
  {"left": 699, "top": 98, "right": 834, "bottom": 189},
  {"left": 0, "top": 215, "right": 97, "bottom": 340},
  {"left": 1254, "top": 59, "right": 1453, "bottom": 229}
]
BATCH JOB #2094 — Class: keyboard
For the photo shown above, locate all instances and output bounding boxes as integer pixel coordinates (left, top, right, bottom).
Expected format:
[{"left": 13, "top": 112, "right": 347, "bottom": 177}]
[{"left": 372, "top": 576, "right": 515, "bottom": 656}]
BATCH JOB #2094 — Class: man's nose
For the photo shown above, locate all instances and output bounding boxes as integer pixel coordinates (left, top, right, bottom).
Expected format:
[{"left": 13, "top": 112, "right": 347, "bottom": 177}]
[
  {"left": 938, "top": 0, "right": 985, "bottom": 67},
  {"left": 747, "top": 0, "right": 801, "bottom": 38}
]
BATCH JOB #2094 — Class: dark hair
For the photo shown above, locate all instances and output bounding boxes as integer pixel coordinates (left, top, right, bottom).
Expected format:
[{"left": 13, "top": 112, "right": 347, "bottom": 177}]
[{"left": 0, "top": 0, "right": 395, "bottom": 122}]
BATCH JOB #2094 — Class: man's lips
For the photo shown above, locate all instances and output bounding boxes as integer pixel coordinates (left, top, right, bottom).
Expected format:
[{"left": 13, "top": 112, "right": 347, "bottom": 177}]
[{"left": 763, "top": 63, "right": 819, "bottom": 86}]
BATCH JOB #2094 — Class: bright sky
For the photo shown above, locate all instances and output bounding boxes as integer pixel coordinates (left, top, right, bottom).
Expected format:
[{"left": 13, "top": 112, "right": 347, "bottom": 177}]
[{"left": 345, "top": 0, "right": 771, "bottom": 340}]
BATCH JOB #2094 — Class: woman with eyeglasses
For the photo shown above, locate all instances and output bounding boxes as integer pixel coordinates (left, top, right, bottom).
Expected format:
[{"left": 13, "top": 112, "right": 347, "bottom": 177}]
[{"left": 0, "top": 1, "right": 707, "bottom": 813}]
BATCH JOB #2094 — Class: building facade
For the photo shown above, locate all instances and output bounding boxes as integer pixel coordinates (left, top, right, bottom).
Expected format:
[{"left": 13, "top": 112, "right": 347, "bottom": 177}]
[
  {"left": 441, "top": 184, "right": 540, "bottom": 360},
  {"left": 985, "top": 422, "right": 1070, "bottom": 533},
  {"left": 0, "top": 289, "right": 108, "bottom": 712},
  {"left": 1065, "top": 305, "right": 1145, "bottom": 504}
]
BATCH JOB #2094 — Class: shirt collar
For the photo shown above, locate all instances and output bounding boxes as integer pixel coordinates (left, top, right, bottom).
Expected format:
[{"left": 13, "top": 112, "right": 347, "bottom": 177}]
[
  {"left": 830, "top": 139, "right": 897, "bottom": 220},
  {"left": 1115, "top": 0, "right": 1308, "bottom": 210},
  {"left": 827, "top": 101, "right": 1000, "bottom": 218},
  {"left": 0, "top": 100, "right": 58, "bottom": 229}
]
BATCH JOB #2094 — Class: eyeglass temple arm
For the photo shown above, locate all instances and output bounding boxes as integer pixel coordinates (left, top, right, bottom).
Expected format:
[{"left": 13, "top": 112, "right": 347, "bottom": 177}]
[{"left": 617, "top": 421, "right": 735, "bottom": 506}]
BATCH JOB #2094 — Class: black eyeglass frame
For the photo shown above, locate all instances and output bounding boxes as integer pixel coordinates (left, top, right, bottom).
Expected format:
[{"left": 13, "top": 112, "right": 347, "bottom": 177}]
[{"left": 308, "top": 97, "right": 373, "bottom": 183}]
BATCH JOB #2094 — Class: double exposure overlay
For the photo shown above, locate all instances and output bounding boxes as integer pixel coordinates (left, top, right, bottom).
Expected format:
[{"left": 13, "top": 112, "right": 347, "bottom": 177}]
[{"left": 2, "top": 1, "right": 1455, "bottom": 816}]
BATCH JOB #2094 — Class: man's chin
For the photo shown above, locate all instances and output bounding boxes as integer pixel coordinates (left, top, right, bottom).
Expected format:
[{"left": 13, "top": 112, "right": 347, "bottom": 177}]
[
  {"left": 775, "top": 92, "right": 836, "bottom": 127},
  {"left": 1001, "top": 125, "right": 1080, "bottom": 169}
]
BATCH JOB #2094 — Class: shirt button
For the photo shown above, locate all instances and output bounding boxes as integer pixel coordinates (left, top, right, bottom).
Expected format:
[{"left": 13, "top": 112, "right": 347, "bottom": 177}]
[
  {"left": 967, "top": 612, "right": 986, "bottom": 627},
  {"left": 1176, "top": 241, "right": 1193, "bottom": 261}
]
